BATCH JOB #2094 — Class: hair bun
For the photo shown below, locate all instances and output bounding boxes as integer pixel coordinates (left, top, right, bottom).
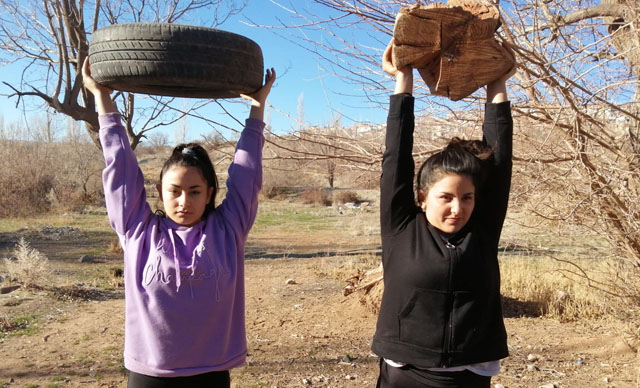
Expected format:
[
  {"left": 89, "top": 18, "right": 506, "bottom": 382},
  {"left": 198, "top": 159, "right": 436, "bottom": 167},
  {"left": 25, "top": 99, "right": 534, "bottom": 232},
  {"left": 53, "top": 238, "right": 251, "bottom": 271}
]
[{"left": 447, "top": 137, "right": 493, "bottom": 161}]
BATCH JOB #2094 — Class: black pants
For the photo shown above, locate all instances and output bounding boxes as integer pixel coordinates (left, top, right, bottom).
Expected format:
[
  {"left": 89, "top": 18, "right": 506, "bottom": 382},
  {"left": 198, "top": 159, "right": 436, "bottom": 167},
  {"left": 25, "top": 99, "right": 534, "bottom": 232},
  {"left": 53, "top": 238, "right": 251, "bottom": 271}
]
[
  {"left": 376, "top": 359, "right": 491, "bottom": 388},
  {"left": 127, "top": 370, "right": 230, "bottom": 388}
]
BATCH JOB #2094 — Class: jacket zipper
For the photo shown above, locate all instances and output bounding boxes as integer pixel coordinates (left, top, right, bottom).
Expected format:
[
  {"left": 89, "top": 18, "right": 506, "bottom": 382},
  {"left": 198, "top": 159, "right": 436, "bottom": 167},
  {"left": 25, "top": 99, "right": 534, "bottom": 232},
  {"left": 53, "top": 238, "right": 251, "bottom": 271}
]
[{"left": 441, "top": 240, "right": 456, "bottom": 368}]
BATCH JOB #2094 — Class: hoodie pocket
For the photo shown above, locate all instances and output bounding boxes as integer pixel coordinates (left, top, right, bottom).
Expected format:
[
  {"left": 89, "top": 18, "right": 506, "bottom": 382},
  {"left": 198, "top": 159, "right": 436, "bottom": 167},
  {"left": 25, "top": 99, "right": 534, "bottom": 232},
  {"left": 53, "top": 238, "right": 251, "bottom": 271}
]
[
  {"left": 398, "top": 288, "right": 449, "bottom": 351},
  {"left": 450, "top": 290, "right": 494, "bottom": 351}
]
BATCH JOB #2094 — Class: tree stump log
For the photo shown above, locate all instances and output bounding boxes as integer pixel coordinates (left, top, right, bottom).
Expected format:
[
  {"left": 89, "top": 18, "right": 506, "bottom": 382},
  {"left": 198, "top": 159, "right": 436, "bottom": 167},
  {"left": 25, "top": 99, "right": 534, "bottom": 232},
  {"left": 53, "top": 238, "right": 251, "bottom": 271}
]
[{"left": 392, "top": 0, "right": 514, "bottom": 100}]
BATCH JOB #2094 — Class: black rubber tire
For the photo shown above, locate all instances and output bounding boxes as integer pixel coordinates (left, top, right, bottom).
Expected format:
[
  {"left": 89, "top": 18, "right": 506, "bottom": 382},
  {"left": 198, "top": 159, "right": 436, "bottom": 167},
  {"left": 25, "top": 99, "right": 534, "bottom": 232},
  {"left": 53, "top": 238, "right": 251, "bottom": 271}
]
[{"left": 88, "top": 23, "right": 263, "bottom": 98}]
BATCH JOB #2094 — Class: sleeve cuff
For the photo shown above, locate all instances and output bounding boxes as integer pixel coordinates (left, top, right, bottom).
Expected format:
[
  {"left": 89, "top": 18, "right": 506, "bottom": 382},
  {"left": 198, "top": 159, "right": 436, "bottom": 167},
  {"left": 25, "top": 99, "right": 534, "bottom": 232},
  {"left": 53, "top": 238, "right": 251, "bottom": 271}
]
[
  {"left": 389, "top": 93, "right": 414, "bottom": 116},
  {"left": 484, "top": 101, "right": 512, "bottom": 120},
  {"left": 244, "top": 118, "right": 266, "bottom": 134}
]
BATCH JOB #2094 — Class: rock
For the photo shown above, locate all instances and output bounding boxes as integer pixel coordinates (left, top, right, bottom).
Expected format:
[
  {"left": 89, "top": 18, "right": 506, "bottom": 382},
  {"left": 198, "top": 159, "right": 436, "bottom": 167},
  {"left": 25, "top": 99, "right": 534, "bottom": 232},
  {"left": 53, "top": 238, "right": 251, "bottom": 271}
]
[
  {"left": 285, "top": 279, "right": 297, "bottom": 285},
  {"left": 538, "top": 383, "right": 559, "bottom": 388},
  {"left": 494, "top": 384, "right": 505, "bottom": 388},
  {"left": 78, "top": 255, "right": 95, "bottom": 263},
  {"left": 311, "top": 375, "right": 326, "bottom": 383},
  {"left": 603, "top": 377, "right": 612, "bottom": 383},
  {"left": 527, "top": 353, "right": 540, "bottom": 362},
  {"left": 342, "top": 354, "right": 356, "bottom": 363},
  {"left": 302, "top": 378, "right": 311, "bottom": 385},
  {"left": 0, "top": 285, "right": 20, "bottom": 294},
  {"left": 345, "top": 374, "right": 356, "bottom": 380},
  {"left": 527, "top": 363, "right": 538, "bottom": 371}
]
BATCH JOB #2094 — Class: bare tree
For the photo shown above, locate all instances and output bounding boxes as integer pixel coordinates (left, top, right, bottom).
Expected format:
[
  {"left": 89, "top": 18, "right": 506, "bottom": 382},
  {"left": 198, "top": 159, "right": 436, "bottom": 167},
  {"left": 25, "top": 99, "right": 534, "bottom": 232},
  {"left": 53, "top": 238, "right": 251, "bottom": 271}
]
[
  {"left": 146, "top": 131, "right": 170, "bottom": 148},
  {"left": 256, "top": 1, "right": 640, "bottom": 265},
  {"left": 0, "top": 0, "right": 247, "bottom": 149}
]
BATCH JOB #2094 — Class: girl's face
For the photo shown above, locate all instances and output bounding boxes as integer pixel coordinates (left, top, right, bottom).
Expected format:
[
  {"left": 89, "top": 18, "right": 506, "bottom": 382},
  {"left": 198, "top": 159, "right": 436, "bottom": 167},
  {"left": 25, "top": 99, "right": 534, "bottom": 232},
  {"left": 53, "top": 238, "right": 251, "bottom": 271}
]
[
  {"left": 157, "top": 166, "right": 214, "bottom": 227},
  {"left": 418, "top": 173, "right": 475, "bottom": 235}
]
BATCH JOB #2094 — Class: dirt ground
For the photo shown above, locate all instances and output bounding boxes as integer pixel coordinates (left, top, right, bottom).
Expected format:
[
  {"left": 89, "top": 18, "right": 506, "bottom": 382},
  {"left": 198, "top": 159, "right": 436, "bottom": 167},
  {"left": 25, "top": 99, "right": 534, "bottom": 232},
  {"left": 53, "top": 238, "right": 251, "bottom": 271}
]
[{"left": 0, "top": 204, "right": 638, "bottom": 388}]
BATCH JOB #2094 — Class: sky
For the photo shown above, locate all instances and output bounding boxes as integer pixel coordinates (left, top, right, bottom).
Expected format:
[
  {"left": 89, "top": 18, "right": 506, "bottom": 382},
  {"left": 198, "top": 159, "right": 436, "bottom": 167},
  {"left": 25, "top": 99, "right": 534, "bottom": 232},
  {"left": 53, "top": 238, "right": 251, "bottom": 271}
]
[{"left": 0, "top": 1, "right": 392, "bottom": 143}]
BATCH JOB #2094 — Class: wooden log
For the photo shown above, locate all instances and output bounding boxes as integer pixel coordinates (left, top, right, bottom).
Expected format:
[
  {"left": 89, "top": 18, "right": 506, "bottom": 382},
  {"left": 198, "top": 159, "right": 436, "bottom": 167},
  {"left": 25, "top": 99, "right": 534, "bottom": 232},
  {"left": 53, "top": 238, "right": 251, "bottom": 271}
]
[{"left": 392, "top": 0, "right": 513, "bottom": 100}]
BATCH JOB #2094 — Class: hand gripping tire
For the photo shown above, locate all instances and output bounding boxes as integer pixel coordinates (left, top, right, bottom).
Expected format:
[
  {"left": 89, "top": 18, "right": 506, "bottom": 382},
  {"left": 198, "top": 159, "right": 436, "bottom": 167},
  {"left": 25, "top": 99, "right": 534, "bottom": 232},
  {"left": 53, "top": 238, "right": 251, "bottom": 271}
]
[{"left": 88, "top": 23, "right": 264, "bottom": 98}]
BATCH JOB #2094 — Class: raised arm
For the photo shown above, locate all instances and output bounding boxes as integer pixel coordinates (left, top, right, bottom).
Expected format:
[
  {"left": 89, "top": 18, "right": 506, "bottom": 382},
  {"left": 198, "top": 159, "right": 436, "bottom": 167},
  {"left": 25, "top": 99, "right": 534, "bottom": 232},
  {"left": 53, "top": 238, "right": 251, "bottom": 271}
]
[
  {"left": 222, "top": 68, "right": 276, "bottom": 235},
  {"left": 478, "top": 46, "right": 517, "bottom": 239},
  {"left": 483, "top": 43, "right": 516, "bottom": 165},
  {"left": 380, "top": 41, "right": 420, "bottom": 236},
  {"left": 82, "top": 59, "right": 151, "bottom": 236}
]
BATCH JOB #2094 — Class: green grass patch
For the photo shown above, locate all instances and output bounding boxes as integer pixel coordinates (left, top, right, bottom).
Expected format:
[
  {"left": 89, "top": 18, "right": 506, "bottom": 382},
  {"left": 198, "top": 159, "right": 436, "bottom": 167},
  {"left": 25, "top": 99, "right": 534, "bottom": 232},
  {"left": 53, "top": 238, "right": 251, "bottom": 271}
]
[
  {"left": 253, "top": 202, "right": 338, "bottom": 231},
  {"left": 0, "top": 212, "right": 110, "bottom": 234},
  {"left": 0, "top": 313, "right": 40, "bottom": 339}
]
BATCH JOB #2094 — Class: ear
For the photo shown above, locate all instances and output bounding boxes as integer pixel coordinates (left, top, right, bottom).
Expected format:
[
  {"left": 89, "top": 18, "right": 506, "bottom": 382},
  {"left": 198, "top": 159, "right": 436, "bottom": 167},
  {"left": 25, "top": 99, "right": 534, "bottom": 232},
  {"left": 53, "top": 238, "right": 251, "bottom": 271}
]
[
  {"left": 156, "top": 183, "right": 163, "bottom": 201},
  {"left": 206, "top": 186, "right": 214, "bottom": 203},
  {"left": 417, "top": 189, "right": 428, "bottom": 212}
]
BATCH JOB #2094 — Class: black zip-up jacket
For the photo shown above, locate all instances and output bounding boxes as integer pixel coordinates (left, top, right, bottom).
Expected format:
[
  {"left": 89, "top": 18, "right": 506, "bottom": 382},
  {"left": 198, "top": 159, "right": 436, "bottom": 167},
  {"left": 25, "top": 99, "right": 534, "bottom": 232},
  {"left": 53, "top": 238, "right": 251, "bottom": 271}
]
[{"left": 371, "top": 93, "right": 513, "bottom": 368}]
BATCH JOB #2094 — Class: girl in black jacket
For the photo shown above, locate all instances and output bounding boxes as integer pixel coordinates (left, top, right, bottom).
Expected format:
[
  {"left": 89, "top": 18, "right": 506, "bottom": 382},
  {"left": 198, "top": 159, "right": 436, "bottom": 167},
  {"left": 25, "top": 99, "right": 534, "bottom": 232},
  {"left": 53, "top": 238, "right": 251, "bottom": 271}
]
[{"left": 373, "top": 41, "right": 516, "bottom": 388}]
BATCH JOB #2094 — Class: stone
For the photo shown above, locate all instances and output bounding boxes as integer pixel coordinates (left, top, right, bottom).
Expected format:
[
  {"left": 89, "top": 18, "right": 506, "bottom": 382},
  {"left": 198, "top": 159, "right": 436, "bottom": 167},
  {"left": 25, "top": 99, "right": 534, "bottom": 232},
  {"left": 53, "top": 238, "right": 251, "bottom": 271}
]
[
  {"left": 78, "top": 255, "right": 95, "bottom": 263},
  {"left": 0, "top": 285, "right": 20, "bottom": 295},
  {"left": 527, "top": 353, "right": 540, "bottom": 362}
]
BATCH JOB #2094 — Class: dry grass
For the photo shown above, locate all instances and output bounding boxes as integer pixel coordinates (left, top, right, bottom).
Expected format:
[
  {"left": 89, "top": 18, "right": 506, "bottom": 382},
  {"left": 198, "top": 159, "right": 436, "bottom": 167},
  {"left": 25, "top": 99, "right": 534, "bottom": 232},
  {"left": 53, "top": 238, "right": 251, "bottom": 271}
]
[
  {"left": 500, "top": 255, "right": 611, "bottom": 319},
  {"left": 3, "top": 238, "right": 49, "bottom": 287}
]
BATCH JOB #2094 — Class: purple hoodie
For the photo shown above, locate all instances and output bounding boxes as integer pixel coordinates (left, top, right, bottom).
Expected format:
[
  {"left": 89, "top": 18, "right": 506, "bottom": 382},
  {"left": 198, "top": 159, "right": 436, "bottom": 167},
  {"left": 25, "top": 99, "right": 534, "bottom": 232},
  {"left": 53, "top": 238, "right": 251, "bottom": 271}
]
[{"left": 99, "top": 113, "right": 264, "bottom": 377}]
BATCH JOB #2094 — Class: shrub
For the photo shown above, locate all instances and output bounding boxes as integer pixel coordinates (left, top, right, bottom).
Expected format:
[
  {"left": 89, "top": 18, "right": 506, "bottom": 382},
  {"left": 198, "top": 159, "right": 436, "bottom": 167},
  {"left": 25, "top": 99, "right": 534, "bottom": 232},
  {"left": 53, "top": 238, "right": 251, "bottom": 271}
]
[
  {"left": 299, "top": 188, "right": 332, "bottom": 206},
  {"left": 261, "top": 185, "right": 290, "bottom": 200},
  {"left": 4, "top": 238, "right": 49, "bottom": 287},
  {"left": 332, "top": 190, "right": 362, "bottom": 205},
  {"left": 0, "top": 139, "right": 104, "bottom": 216}
]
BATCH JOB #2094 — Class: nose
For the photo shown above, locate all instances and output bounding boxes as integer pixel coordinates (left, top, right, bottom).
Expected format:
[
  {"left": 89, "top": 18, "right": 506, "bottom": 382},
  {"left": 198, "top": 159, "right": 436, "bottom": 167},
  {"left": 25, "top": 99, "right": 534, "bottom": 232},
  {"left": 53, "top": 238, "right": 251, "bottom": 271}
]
[
  {"left": 450, "top": 199, "right": 460, "bottom": 215},
  {"left": 178, "top": 192, "right": 190, "bottom": 207}
]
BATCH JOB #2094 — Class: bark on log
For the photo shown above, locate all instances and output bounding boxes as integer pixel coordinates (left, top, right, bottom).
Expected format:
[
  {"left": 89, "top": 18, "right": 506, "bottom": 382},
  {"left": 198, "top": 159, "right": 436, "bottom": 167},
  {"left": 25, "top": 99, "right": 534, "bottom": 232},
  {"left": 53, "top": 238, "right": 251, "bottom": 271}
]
[{"left": 392, "top": 0, "right": 514, "bottom": 100}]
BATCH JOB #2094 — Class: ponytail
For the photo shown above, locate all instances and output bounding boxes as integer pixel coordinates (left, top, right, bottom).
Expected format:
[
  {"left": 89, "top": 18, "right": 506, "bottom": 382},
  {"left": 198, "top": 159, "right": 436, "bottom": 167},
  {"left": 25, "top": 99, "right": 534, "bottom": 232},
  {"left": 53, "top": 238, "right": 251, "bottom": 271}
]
[{"left": 417, "top": 137, "right": 493, "bottom": 192}]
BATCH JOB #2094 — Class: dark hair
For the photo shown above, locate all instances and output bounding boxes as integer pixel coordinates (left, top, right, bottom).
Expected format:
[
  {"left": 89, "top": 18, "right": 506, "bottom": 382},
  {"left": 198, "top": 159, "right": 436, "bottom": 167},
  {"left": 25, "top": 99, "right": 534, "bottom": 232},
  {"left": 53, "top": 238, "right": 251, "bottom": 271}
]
[
  {"left": 157, "top": 143, "right": 218, "bottom": 218},
  {"left": 417, "top": 137, "right": 493, "bottom": 193}
]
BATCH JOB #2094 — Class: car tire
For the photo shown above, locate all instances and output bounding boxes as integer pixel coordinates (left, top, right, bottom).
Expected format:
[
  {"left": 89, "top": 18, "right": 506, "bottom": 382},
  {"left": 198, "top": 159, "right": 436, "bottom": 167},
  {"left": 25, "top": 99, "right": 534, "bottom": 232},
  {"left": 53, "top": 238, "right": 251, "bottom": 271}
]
[{"left": 88, "top": 23, "right": 263, "bottom": 98}]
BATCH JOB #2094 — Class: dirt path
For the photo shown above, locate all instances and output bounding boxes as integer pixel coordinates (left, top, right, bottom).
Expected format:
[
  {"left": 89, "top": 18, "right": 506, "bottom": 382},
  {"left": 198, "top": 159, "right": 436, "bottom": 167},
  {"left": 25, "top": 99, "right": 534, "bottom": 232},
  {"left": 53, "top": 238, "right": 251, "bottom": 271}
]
[{"left": 1, "top": 256, "right": 638, "bottom": 387}]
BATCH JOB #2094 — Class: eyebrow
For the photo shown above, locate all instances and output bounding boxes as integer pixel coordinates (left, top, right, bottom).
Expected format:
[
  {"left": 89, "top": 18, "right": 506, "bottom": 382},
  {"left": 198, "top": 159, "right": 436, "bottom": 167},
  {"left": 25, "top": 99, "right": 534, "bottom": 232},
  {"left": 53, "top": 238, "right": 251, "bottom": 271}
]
[
  {"left": 437, "top": 191, "right": 475, "bottom": 195},
  {"left": 168, "top": 183, "right": 203, "bottom": 189}
]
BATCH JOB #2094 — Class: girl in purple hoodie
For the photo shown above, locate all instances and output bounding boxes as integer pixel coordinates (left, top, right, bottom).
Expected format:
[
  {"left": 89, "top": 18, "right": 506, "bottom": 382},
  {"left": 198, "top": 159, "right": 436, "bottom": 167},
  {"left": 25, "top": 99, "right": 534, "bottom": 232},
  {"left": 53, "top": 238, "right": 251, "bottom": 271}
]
[{"left": 82, "top": 58, "right": 275, "bottom": 388}]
